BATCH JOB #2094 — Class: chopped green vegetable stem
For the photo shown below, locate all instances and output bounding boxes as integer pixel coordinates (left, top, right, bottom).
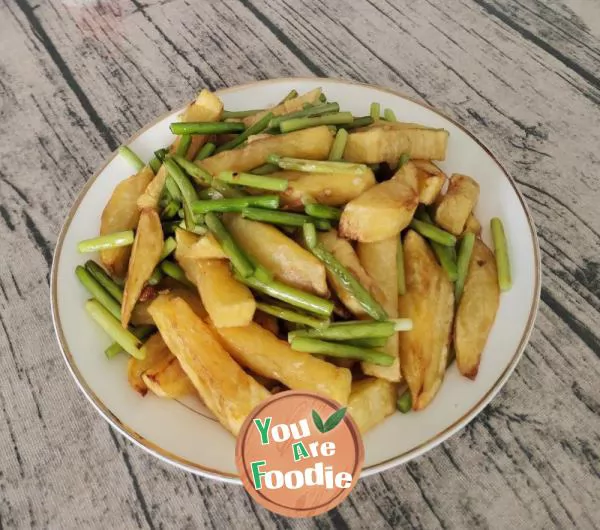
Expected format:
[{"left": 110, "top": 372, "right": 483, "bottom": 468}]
[
  {"left": 84, "top": 261, "right": 123, "bottom": 303},
  {"left": 85, "top": 299, "right": 144, "bottom": 360},
  {"left": 290, "top": 337, "right": 394, "bottom": 366},
  {"left": 302, "top": 223, "right": 317, "bottom": 249},
  {"left": 328, "top": 128, "right": 348, "bottom": 161},
  {"left": 397, "top": 390, "right": 412, "bottom": 413},
  {"left": 160, "top": 261, "right": 194, "bottom": 287},
  {"left": 164, "top": 158, "right": 199, "bottom": 231},
  {"left": 241, "top": 208, "right": 330, "bottom": 230},
  {"left": 409, "top": 219, "right": 457, "bottom": 246},
  {"left": 277, "top": 89, "right": 298, "bottom": 105},
  {"left": 267, "top": 155, "right": 369, "bottom": 176},
  {"left": 215, "top": 112, "right": 274, "bottom": 154},
  {"left": 204, "top": 213, "right": 254, "bottom": 277},
  {"left": 215, "top": 170, "right": 288, "bottom": 192},
  {"left": 192, "top": 195, "right": 279, "bottom": 214},
  {"left": 170, "top": 121, "right": 245, "bottom": 135},
  {"left": 288, "top": 320, "right": 397, "bottom": 341},
  {"left": 78, "top": 231, "right": 134, "bottom": 253},
  {"left": 159, "top": 236, "right": 177, "bottom": 261},
  {"left": 251, "top": 163, "right": 279, "bottom": 175},
  {"left": 237, "top": 274, "right": 334, "bottom": 317},
  {"left": 455, "top": 232, "right": 476, "bottom": 302},
  {"left": 76, "top": 266, "right": 122, "bottom": 319},
  {"left": 256, "top": 302, "right": 328, "bottom": 329},
  {"left": 118, "top": 146, "right": 145, "bottom": 171},
  {"left": 175, "top": 134, "right": 192, "bottom": 157},
  {"left": 279, "top": 112, "right": 354, "bottom": 133},
  {"left": 147, "top": 267, "right": 163, "bottom": 286},
  {"left": 369, "top": 102, "right": 380, "bottom": 120},
  {"left": 491, "top": 218, "right": 512, "bottom": 292},
  {"left": 194, "top": 142, "right": 216, "bottom": 161},
  {"left": 222, "top": 109, "right": 265, "bottom": 119},
  {"left": 383, "top": 108, "right": 397, "bottom": 122},
  {"left": 304, "top": 203, "right": 341, "bottom": 220},
  {"left": 340, "top": 116, "right": 374, "bottom": 130},
  {"left": 172, "top": 154, "right": 213, "bottom": 186},
  {"left": 269, "top": 103, "right": 340, "bottom": 129},
  {"left": 312, "top": 245, "right": 389, "bottom": 321},
  {"left": 161, "top": 200, "right": 180, "bottom": 220}
]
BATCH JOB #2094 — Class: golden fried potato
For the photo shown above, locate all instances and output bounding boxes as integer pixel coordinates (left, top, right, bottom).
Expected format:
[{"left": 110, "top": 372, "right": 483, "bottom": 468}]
[
  {"left": 398, "top": 231, "right": 454, "bottom": 410},
  {"left": 127, "top": 332, "right": 172, "bottom": 396},
  {"left": 142, "top": 356, "right": 196, "bottom": 398},
  {"left": 347, "top": 378, "right": 397, "bottom": 434},
  {"left": 148, "top": 294, "right": 270, "bottom": 435},
  {"left": 454, "top": 239, "right": 499, "bottom": 379},
  {"left": 213, "top": 322, "right": 352, "bottom": 405},
  {"left": 463, "top": 213, "right": 482, "bottom": 236},
  {"left": 344, "top": 126, "right": 449, "bottom": 163},
  {"left": 224, "top": 214, "right": 328, "bottom": 296},
  {"left": 174, "top": 228, "right": 225, "bottom": 260},
  {"left": 199, "top": 126, "right": 334, "bottom": 175},
  {"left": 318, "top": 230, "right": 380, "bottom": 317},
  {"left": 434, "top": 174, "right": 480, "bottom": 235},
  {"left": 100, "top": 166, "right": 154, "bottom": 277},
  {"left": 277, "top": 169, "right": 376, "bottom": 209},
  {"left": 121, "top": 209, "right": 163, "bottom": 327},
  {"left": 170, "top": 89, "right": 223, "bottom": 160},
  {"left": 357, "top": 237, "right": 400, "bottom": 381},
  {"left": 339, "top": 162, "right": 418, "bottom": 242},
  {"left": 412, "top": 160, "right": 446, "bottom": 205},
  {"left": 137, "top": 165, "right": 167, "bottom": 210},
  {"left": 131, "top": 286, "right": 205, "bottom": 326},
  {"left": 243, "top": 88, "right": 322, "bottom": 127}
]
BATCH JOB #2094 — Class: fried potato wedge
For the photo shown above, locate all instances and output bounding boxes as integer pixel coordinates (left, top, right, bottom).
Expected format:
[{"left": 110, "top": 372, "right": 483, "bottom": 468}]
[
  {"left": 357, "top": 237, "right": 400, "bottom": 381},
  {"left": 454, "top": 239, "right": 499, "bottom": 379},
  {"left": 137, "top": 165, "right": 167, "bottom": 210},
  {"left": 131, "top": 286, "right": 205, "bottom": 326},
  {"left": 398, "top": 231, "right": 454, "bottom": 410},
  {"left": 121, "top": 209, "right": 163, "bottom": 327},
  {"left": 276, "top": 169, "right": 376, "bottom": 209},
  {"left": 243, "top": 88, "right": 322, "bottom": 127},
  {"left": 170, "top": 89, "right": 223, "bottom": 160},
  {"left": 347, "top": 378, "right": 397, "bottom": 434},
  {"left": 339, "top": 162, "right": 418, "bottom": 242},
  {"left": 463, "top": 213, "right": 482, "bottom": 236},
  {"left": 142, "top": 356, "right": 196, "bottom": 398},
  {"left": 149, "top": 294, "right": 270, "bottom": 435},
  {"left": 318, "top": 230, "right": 380, "bottom": 318},
  {"left": 174, "top": 228, "right": 225, "bottom": 261},
  {"left": 213, "top": 322, "right": 352, "bottom": 405},
  {"left": 412, "top": 160, "right": 446, "bottom": 205},
  {"left": 344, "top": 126, "right": 449, "bottom": 163},
  {"left": 224, "top": 214, "right": 328, "bottom": 296},
  {"left": 100, "top": 166, "right": 155, "bottom": 277},
  {"left": 199, "top": 126, "right": 334, "bottom": 175},
  {"left": 434, "top": 174, "right": 480, "bottom": 235},
  {"left": 127, "top": 332, "right": 172, "bottom": 396}
]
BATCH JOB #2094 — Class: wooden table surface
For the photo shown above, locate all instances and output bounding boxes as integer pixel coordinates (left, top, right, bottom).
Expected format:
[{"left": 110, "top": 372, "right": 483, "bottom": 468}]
[{"left": 1, "top": 0, "right": 599, "bottom": 528}]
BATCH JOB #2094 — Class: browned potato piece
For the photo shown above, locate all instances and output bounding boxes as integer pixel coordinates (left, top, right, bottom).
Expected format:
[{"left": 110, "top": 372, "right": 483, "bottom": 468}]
[
  {"left": 357, "top": 237, "right": 400, "bottom": 381},
  {"left": 398, "top": 231, "right": 454, "bottom": 410},
  {"left": 149, "top": 294, "right": 270, "bottom": 435},
  {"left": 174, "top": 228, "right": 226, "bottom": 260},
  {"left": 276, "top": 169, "right": 376, "bottom": 209},
  {"left": 344, "top": 126, "right": 449, "bottom": 163},
  {"left": 137, "top": 165, "right": 167, "bottom": 210},
  {"left": 434, "top": 174, "right": 480, "bottom": 235},
  {"left": 100, "top": 166, "right": 154, "bottom": 277},
  {"left": 339, "top": 162, "right": 418, "bottom": 242},
  {"left": 243, "top": 88, "right": 322, "bottom": 127},
  {"left": 142, "top": 356, "right": 196, "bottom": 398},
  {"left": 170, "top": 89, "right": 223, "bottom": 160},
  {"left": 318, "top": 230, "right": 380, "bottom": 317},
  {"left": 213, "top": 322, "right": 352, "bottom": 405},
  {"left": 463, "top": 213, "right": 482, "bottom": 236},
  {"left": 412, "top": 160, "right": 446, "bottom": 205},
  {"left": 454, "top": 239, "right": 500, "bottom": 379},
  {"left": 254, "top": 310, "right": 279, "bottom": 335},
  {"left": 127, "top": 332, "right": 171, "bottom": 396},
  {"left": 199, "top": 126, "right": 334, "bottom": 175},
  {"left": 224, "top": 214, "right": 328, "bottom": 296},
  {"left": 121, "top": 209, "right": 163, "bottom": 327},
  {"left": 347, "top": 378, "right": 397, "bottom": 434},
  {"left": 131, "top": 286, "right": 205, "bottom": 326}
]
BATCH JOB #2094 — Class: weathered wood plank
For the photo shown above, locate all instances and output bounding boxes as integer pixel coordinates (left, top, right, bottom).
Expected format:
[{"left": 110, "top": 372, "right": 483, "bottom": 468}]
[{"left": 0, "top": 0, "right": 598, "bottom": 528}]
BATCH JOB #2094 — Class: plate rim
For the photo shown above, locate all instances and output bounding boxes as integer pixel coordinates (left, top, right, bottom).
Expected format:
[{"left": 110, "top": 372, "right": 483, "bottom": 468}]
[{"left": 50, "top": 76, "right": 542, "bottom": 484}]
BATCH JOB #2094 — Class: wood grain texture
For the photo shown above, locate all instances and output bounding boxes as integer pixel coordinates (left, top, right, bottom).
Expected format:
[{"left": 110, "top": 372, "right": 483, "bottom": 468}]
[{"left": 0, "top": 0, "right": 598, "bottom": 528}]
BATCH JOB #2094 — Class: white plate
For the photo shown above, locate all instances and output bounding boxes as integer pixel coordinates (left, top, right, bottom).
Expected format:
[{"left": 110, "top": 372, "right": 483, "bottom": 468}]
[{"left": 51, "top": 78, "right": 541, "bottom": 484}]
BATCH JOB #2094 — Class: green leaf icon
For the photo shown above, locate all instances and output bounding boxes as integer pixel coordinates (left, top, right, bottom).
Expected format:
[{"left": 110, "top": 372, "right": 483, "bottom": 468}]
[
  {"left": 323, "top": 407, "right": 347, "bottom": 433},
  {"left": 312, "top": 410, "right": 325, "bottom": 433}
]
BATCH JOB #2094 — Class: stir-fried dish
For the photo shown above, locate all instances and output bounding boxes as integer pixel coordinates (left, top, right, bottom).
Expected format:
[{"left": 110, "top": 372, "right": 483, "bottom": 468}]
[{"left": 75, "top": 87, "right": 512, "bottom": 436}]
